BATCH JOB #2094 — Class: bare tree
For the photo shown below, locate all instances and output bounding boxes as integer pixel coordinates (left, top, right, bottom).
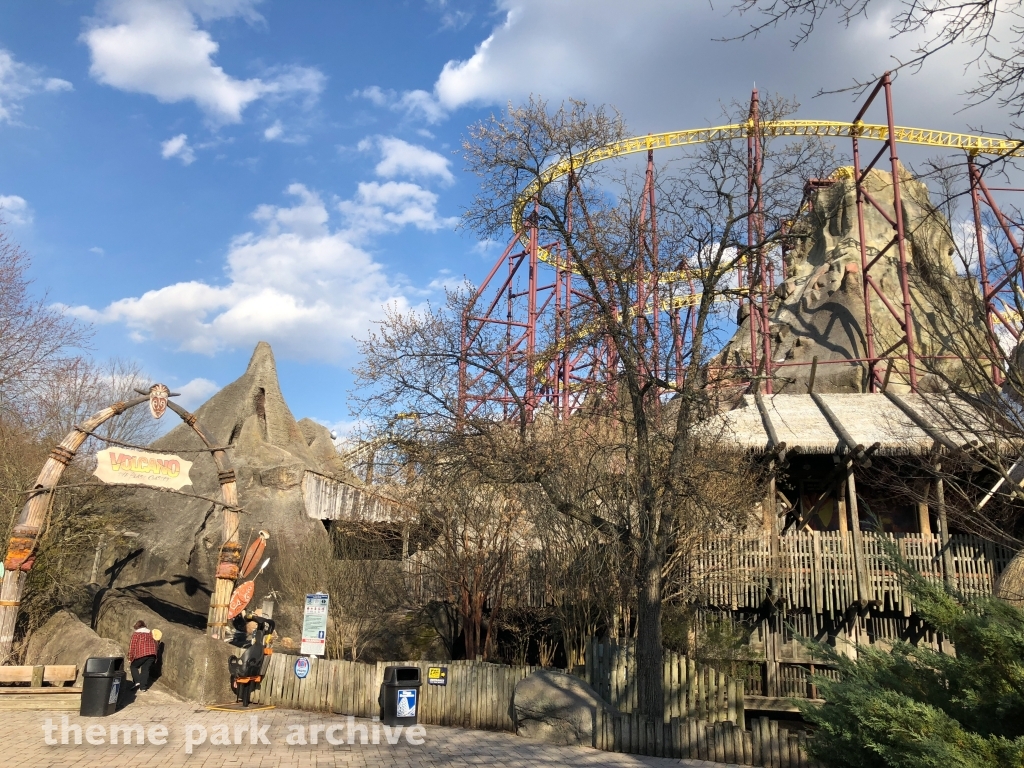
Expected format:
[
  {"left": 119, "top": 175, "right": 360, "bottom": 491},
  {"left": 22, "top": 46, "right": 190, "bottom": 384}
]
[
  {"left": 354, "top": 96, "right": 828, "bottom": 716},
  {"left": 733, "top": 0, "right": 1024, "bottom": 115}
]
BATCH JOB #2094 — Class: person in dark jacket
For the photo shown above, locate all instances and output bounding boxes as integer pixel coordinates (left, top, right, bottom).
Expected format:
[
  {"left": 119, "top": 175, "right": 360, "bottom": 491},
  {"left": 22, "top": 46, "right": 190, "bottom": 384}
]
[{"left": 128, "top": 620, "right": 158, "bottom": 692}]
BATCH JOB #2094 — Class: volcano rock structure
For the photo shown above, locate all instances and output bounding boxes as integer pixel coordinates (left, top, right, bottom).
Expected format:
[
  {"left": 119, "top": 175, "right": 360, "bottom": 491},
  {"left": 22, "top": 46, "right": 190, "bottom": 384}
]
[
  {"left": 718, "top": 165, "right": 986, "bottom": 394},
  {"left": 94, "top": 342, "right": 350, "bottom": 636}
]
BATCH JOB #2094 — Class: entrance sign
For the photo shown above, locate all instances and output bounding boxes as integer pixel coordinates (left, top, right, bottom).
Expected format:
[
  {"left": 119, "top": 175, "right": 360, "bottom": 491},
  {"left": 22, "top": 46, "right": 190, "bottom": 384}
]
[
  {"left": 427, "top": 666, "right": 447, "bottom": 686},
  {"left": 93, "top": 449, "right": 193, "bottom": 490},
  {"left": 294, "top": 657, "right": 310, "bottom": 679},
  {"left": 300, "top": 593, "right": 329, "bottom": 656}
]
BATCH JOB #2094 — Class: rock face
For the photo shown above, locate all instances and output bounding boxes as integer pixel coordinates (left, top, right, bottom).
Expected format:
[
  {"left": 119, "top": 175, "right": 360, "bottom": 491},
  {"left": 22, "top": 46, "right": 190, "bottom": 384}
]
[
  {"left": 718, "top": 166, "right": 986, "bottom": 394},
  {"left": 25, "top": 610, "right": 124, "bottom": 685},
  {"left": 513, "top": 669, "right": 613, "bottom": 746},
  {"left": 95, "top": 342, "right": 349, "bottom": 637}
]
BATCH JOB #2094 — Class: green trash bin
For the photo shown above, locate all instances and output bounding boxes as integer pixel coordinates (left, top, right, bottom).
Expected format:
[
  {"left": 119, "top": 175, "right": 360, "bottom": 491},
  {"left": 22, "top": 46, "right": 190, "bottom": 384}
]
[
  {"left": 379, "top": 666, "right": 422, "bottom": 726},
  {"left": 80, "top": 657, "right": 125, "bottom": 717}
]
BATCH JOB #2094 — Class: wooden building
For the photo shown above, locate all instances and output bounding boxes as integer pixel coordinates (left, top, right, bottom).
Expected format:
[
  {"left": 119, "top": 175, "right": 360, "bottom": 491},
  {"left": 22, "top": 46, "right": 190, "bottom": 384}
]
[{"left": 694, "top": 390, "right": 1019, "bottom": 708}]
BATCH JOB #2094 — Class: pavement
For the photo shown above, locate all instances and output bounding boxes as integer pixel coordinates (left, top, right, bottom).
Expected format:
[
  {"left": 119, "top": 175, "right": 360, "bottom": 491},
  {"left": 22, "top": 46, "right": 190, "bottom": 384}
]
[{"left": 0, "top": 683, "right": 741, "bottom": 768}]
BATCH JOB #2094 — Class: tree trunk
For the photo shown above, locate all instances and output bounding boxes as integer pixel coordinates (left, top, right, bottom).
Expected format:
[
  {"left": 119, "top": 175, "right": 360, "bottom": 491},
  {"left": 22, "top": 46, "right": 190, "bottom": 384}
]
[{"left": 635, "top": 536, "right": 664, "bottom": 719}]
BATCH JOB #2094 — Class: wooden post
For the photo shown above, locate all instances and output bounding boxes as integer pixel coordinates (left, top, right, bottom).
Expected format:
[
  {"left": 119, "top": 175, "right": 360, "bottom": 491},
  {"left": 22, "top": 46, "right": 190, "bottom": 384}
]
[
  {"left": 934, "top": 464, "right": 954, "bottom": 587},
  {"left": 166, "top": 400, "right": 240, "bottom": 640},
  {"left": 845, "top": 463, "right": 870, "bottom": 603}
]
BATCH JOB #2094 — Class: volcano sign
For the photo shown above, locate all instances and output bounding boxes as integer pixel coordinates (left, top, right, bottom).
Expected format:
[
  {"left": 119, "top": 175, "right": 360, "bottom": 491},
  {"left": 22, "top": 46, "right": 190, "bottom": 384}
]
[{"left": 93, "top": 449, "right": 193, "bottom": 490}]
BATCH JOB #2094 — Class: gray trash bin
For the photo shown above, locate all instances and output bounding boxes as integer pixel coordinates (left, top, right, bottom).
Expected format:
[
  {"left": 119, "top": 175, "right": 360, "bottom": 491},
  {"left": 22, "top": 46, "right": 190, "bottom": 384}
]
[
  {"left": 80, "top": 657, "right": 125, "bottom": 717},
  {"left": 379, "top": 666, "right": 422, "bottom": 726}
]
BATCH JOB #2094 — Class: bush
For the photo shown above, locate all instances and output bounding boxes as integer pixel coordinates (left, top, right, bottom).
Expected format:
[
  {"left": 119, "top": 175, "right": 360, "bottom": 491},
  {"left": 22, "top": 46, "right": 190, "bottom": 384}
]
[{"left": 800, "top": 556, "right": 1024, "bottom": 767}]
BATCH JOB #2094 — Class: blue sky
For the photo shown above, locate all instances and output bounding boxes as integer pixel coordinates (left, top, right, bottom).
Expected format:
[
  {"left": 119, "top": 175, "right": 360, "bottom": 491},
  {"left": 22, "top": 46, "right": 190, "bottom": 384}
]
[{"left": 0, "top": 0, "right": 1017, "bottom": 433}]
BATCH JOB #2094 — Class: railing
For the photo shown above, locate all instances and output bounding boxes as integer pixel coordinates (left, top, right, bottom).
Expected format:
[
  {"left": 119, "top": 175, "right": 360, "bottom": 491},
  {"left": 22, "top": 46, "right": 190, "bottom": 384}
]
[{"left": 694, "top": 532, "right": 1017, "bottom": 612}]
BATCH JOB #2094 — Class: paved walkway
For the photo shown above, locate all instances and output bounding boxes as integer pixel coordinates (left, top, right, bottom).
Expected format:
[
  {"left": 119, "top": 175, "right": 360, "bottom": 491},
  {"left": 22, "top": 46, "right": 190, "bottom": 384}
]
[{"left": 0, "top": 685, "right": 740, "bottom": 768}]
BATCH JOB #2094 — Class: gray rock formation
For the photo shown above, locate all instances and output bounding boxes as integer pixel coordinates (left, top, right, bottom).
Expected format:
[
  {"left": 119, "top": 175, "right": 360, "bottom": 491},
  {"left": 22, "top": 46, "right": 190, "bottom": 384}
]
[
  {"left": 25, "top": 610, "right": 124, "bottom": 685},
  {"left": 513, "top": 669, "right": 613, "bottom": 746},
  {"left": 94, "top": 342, "right": 347, "bottom": 637},
  {"left": 718, "top": 165, "right": 986, "bottom": 394},
  {"left": 95, "top": 591, "right": 235, "bottom": 703}
]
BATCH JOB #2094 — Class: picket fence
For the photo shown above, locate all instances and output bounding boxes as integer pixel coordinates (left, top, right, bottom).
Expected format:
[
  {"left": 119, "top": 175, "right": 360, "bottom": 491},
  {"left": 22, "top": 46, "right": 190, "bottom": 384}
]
[{"left": 252, "top": 655, "right": 541, "bottom": 732}]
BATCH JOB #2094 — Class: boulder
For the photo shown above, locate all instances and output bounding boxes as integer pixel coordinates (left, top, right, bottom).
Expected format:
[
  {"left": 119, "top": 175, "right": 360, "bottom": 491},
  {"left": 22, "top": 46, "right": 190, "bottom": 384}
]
[
  {"left": 717, "top": 165, "right": 986, "bottom": 395},
  {"left": 513, "top": 669, "right": 613, "bottom": 746},
  {"left": 94, "top": 591, "right": 235, "bottom": 703},
  {"left": 25, "top": 610, "right": 124, "bottom": 685}
]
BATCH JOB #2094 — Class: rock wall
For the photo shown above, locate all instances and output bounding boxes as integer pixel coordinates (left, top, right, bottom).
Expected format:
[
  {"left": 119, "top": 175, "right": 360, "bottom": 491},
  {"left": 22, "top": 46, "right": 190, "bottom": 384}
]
[
  {"left": 93, "top": 342, "right": 350, "bottom": 638},
  {"left": 25, "top": 610, "right": 124, "bottom": 686},
  {"left": 718, "top": 165, "right": 986, "bottom": 394}
]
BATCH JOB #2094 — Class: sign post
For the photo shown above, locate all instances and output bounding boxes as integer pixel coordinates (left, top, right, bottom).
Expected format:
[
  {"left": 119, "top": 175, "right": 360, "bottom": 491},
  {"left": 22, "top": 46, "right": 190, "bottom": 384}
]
[{"left": 301, "top": 592, "right": 329, "bottom": 656}]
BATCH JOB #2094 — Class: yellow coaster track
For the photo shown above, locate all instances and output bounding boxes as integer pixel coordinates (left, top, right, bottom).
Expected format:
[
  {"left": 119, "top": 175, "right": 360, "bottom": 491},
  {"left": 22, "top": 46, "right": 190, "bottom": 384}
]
[{"left": 512, "top": 119, "right": 1024, "bottom": 269}]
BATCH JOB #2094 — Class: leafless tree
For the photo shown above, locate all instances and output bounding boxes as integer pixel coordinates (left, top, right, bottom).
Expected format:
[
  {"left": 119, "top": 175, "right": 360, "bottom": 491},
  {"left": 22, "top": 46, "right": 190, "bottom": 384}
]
[
  {"left": 732, "top": 0, "right": 1024, "bottom": 115},
  {"left": 354, "top": 96, "right": 828, "bottom": 717}
]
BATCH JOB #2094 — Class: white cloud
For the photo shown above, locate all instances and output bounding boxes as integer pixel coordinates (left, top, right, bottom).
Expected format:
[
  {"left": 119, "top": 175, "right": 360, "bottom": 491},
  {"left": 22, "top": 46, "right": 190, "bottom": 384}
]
[
  {"left": 82, "top": 0, "right": 324, "bottom": 124},
  {"left": 0, "top": 49, "right": 73, "bottom": 124},
  {"left": 339, "top": 181, "right": 458, "bottom": 237},
  {"left": 44, "top": 78, "right": 74, "bottom": 92},
  {"left": 175, "top": 376, "right": 219, "bottom": 409},
  {"left": 263, "top": 120, "right": 283, "bottom": 140},
  {"left": 356, "top": 0, "right": 1016, "bottom": 136},
  {"left": 90, "top": 246, "right": 105, "bottom": 255},
  {"left": 0, "top": 195, "right": 32, "bottom": 226},
  {"left": 161, "top": 133, "right": 196, "bottom": 164},
  {"left": 359, "top": 136, "right": 454, "bottom": 183},
  {"left": 66, "top": 182, "right": 447, "bottom": 362}
]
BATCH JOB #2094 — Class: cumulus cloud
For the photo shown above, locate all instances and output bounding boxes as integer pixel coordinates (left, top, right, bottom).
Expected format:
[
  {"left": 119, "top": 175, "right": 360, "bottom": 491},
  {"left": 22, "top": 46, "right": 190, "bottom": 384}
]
[
  {"left": 359, "top": 135, "right": 454, "bottom": 183},
  {"left": 339, "top": 181, "right": 458, "bottom": 237},
  {"left": 357, "top": 0, "right": 1015, "bottom": 135},
  {"left": 82, "top": 0, "right": 324, "bottom": 124},
  {"left": 0, "top": 195, "right": 32, "bottom": 226},
  {"left": 0, "top": 48, "right": 73, "bottom": 123},
  {"left": 161, "top": 133, "right": 196, "bottom": 164},
  {"left": 175, "top": 376, "right": 219, "bottom": 409},
  {"left": 66, "top": 172, "right": 456, "bottom": 361}
]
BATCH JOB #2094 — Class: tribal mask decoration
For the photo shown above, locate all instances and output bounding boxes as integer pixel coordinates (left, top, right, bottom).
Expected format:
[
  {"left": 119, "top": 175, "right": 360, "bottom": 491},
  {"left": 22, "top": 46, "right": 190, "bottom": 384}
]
[{"left": 149, "top": 384, "right": 170, "bottom": 419}]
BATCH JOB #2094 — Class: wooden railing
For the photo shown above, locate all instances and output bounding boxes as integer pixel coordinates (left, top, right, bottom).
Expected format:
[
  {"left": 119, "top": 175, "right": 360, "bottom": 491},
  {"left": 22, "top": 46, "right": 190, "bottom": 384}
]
[{"left": 694, "top": 531, "right": 1017, "bottom": 612}]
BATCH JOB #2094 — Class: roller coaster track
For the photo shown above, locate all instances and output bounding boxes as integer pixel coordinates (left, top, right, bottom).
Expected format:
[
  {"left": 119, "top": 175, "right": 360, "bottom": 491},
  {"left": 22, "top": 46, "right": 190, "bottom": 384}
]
[{"left": 512, "top": 120, "right": 1024, "bottom": 278}]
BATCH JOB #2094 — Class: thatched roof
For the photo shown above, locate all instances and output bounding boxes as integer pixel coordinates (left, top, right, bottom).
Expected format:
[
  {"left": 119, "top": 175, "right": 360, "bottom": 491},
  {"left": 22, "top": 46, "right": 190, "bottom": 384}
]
[{"left": 702, "top": 392, "right": 994, "bottom": 456}]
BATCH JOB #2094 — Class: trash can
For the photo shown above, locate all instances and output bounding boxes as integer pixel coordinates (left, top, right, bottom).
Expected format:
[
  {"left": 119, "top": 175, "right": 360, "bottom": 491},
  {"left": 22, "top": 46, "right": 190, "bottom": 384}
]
[
  {"left": 379, "top": 666, "right": 422, "bottom": 726},
  {"left": 80, "top": 657, "right": 125, "bottom": 717}
]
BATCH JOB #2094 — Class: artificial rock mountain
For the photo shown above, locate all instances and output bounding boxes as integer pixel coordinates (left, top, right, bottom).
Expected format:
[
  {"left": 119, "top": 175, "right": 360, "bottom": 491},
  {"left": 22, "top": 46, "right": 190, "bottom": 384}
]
[
  {"left": 717, "top": 165, "right": 986, "bottom": 393},
  {"left": 93, "top": 342, "right": 347, "bottom": 637}
]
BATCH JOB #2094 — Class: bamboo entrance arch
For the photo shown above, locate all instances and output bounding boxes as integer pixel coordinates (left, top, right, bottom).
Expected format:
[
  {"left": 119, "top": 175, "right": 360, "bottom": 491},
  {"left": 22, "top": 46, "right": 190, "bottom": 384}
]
[{"left": 0, "top": 385, "right": 241, "bottom": 662}]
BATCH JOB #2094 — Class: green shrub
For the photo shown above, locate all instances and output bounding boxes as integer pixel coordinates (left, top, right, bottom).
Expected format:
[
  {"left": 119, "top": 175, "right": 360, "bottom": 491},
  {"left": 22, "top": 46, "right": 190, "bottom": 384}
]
[{"left": 800, "top": 556, "right": 1024, "bottom": 767}]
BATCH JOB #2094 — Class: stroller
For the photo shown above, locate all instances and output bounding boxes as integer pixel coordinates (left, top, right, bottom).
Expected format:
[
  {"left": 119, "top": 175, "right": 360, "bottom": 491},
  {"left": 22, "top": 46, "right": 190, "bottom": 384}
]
[{"left": 228, "top": 613, "right": 275, "bottom": 707}]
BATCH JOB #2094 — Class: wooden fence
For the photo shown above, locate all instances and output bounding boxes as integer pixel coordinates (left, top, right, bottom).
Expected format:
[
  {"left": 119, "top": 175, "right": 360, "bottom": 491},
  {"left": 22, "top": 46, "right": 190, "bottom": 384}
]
[
  {"left": 594, "top": 711, "right": 820, "bottom": 768},
  {"left": 585, "top": 639, "right": 744, "bottom": 724},
  {"left": 254, "top": 651, "right": 817, "bottom": 768},
  {"left": 253, "top": 655, "right": 541, "bottom": 732},
  {"left": 694, "top": 531, "right": 1017, "bottom": 613}
]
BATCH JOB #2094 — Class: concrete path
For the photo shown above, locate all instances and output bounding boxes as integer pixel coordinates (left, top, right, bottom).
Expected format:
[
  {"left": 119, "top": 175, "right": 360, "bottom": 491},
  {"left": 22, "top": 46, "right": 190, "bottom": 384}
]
[{"left": 0, "top": 684, "right": 741, "bottom": 768}]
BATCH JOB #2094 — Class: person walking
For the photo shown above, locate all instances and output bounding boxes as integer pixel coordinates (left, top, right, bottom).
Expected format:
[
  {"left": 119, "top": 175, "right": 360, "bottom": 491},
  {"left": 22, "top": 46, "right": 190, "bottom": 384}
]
[{"left": 128, "top": 620, "right": 158, "bottom": 692}]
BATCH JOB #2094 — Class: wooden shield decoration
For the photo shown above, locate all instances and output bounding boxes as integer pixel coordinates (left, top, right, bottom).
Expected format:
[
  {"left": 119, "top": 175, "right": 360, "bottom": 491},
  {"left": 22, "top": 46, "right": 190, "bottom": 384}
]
[
  {"left": 240, "top": 531, "right": 269, "bottom": 579},
  {"left": 227, "top": 581, "right": 255, "bottom": 620}
]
